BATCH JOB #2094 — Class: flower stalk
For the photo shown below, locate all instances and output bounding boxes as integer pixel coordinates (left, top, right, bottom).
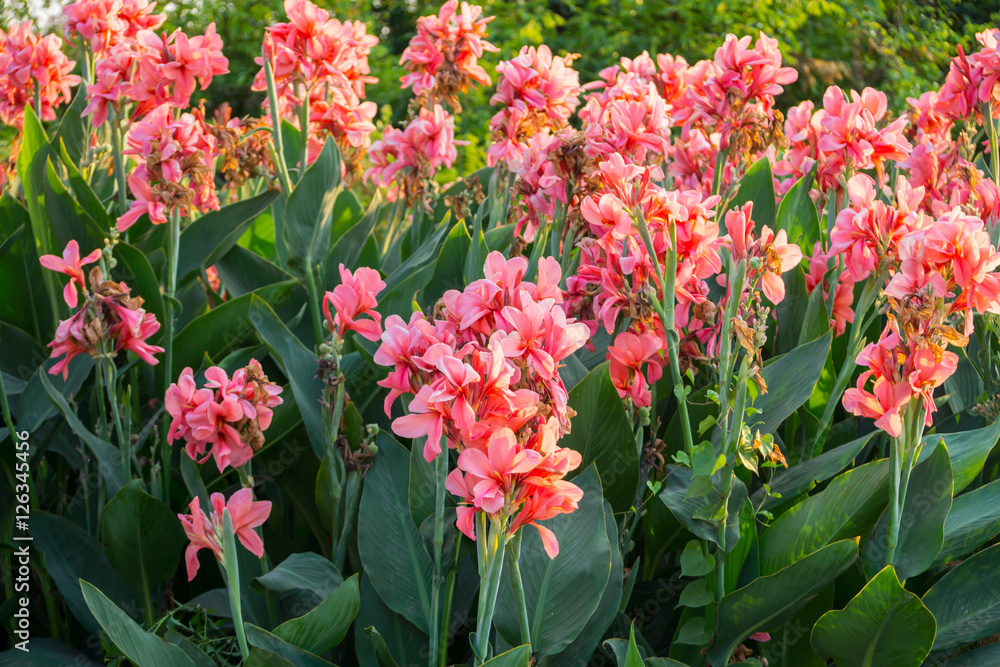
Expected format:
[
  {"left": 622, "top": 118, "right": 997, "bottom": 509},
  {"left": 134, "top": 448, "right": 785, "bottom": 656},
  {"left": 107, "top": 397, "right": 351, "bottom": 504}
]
[
  {"left": 161, "top": 207, "right": 182, "bottom": 503},
  {"left": 473, "top": 513, "right": 507, "bottom": 666},
  {"left": 506, "top": 530, "right": 531, "bottom": 649},
  {"left": 221, "top": 509, "right": 250, "bottom": 662},
  {"left": 429, "top": 438, "right": 448, "bottom": 667}
]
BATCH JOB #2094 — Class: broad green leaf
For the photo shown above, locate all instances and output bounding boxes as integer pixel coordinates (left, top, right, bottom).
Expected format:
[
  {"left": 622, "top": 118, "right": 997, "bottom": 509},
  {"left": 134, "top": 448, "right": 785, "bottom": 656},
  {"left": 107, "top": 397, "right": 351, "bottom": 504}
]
[
  {"left": 408, "top": 437, "right": 436, "bottom": 527},
  {"left": 272, "top": 574, "right": 359, "bottom": 654},
  {"left": 38, "top": 372, "right": 125, "bottom": 493},
  {"left": 215, "top": 243, "right": 296, "bottom": 297},
  {"left": 0, "top": 638, "right": 102, "bottom": 665},
  {"left": 931, "top": 643, "right": 1000, "bottom": 666},
  {"left": 729, "top": 157, "right": 776, "bottom": 228},
  {"left": 248, "top": 297, "right": 326, "bottom": 459},
  {"left": 44, "top": 158, "right": 104, "bottom": 252},
  {"left": 659, "top": 466, "right": 746, "bottom": 549},
  {"left": 165, "top": 631, "right": 216, "bottom": 667},
  {"left": 284, "top": 139, "right": 342, "bottom": 274},
  {"left": 172, "top": 280, "right": 296, "bottom": 377},
  {"left": 253, "top": 552, "right": 344, "bottom": 600},
  {"left": 102, "top": 480, "right": 186, "bottom": 601},
  {"left": 750, "top": 331, "right": 832, "bottom": 437},
  {"left": 707, "top": 539, "right": 859, "bottom": 667},
  {"left": 935, "top": 477, "right": 1000, "bottom": 566},
  {"left": 52, "top": 86, "right": 90, "bottom": 167},
  {"left": 325, "top": 192, "right": 382, "bottom": 284},
  {"left": 245, "top": 624, "right": 335, "bottom": 667},
  {"left": 923, "top": 542, "right": 1000, "bottom": 650},
  {"left": 0, "top": 193, "right": 51, "bottom": 338},
  {"left": 357, "top": 435, "right": 434, "bottom": 632},
  {"left": 16, "top": 106, "right": 57, "bottom": 256},
  {"left": 246, "top": 649, "right": 296, "bottom": 667},
  {"left": 774, "top": 266, "right": 809, "bottom": 355},
  {"left": 115, "top": 242, "right": 166, "bottom": 326},
  {"left": 80, "top": 581, "right": 194, "bottom": 667},
  {"left": 494, "top": 467, "right": 612, "bottom": 657},
  {"left": 758, "top": 459, "right": 888, "bottom": 575},
  {"left": 758, "top": 583, "right": 832, "bottom": 667},
  {"left": 32, "top": 512, "right": 138, "bottom": 637},
  {"left": 177, "top": 191, "right": 279, "bottom": 281},
  {"left": 18, "top": 354, "right": 93, "bottom": 433},
  {"left": 861, "top": 442, "right": 953, "bottom": 580},
  {"left": 644, "top": 660, "right": 691, "bottom": 667},
  {"left": 559, "top": 362, "right": 640, "bottom": 512},
  {"left": 354, "top": 575, "right": 426, "bottom": 667},
  {"left": 421, "top": 219, "right": 472, "bottom": 305},
  {"left": 811, "top": 566, "right": 935, "bottom": 667},
  {"left": 775, "top": 166, "right": 821, "bottom": 249},
  {"left": 380, "top": 212, "right": 453, "bottom": 317},
  {"left": 483, "top": 645, "right": 531, "bottom": 667},
  {"left": 540, "top": 500, "right": 622, "bottom": 667},
  {"left": 752, "top": 432, "right": 873, "bottom": 514},
  {"left": 918, "top": 417, "right": 1000, "bottom": 493}
]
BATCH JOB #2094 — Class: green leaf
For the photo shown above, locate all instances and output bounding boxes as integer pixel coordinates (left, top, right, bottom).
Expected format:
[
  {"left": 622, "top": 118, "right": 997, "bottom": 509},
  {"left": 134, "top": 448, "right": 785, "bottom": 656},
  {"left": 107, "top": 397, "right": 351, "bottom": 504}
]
[
  {"left": 0, "top": 193, "right": 52, "bottom": 338},
  {"left": 483, "top": 645, "right": 531, "bottom": 667},
  {"left": 80, "top": 580, "right": 195, "bottom": 667},
  {"left": 354, "top": 575, "right": 426, "bottom": 667},
  {"left": 758, "top": 583, "right": 832, "bottom": 667},
  {"left": 729, "top": 158, "right": 776, "bottom": 228},
  {"left": 172, "top": 280, "right": 296, "bottom": 378},
  {"left": 935, "top": 477, "right": 1000, "bottom": 566},
  {"left": 775, "top": 166, "right": 821, "bottom": 249},
  {"left": 680, "top": 540, "right": 716, "bottom": 577},
  {"left": 379, "top": 213, "right": 453, "bottom": 318},
  {"left": 494, "top": 467, "right": 613, "bottom": 657},
  {"left": 215, "top": 243, "right": 297, "bottom": 298},
  {"left": 38, "top": 372, "right": 125, "bottom": 493},
  {"left": 253, "top": 552, "right": 344, "bottom": 600},
  {"left": 421, "top": 219, "right": 472, "bottom": 305},
  {"left": 930, "top": 643, "right": 1000, "bottom": 666},
  {"left": 750, "top": 332, "right": 832, "bottom": 437},
  {"left": 357, "top": 435, "right": 434, "bottom": 632},
  {"left": 811, "top": 566, "right": 936, "bottom": 667},
  {"left": 248, "top": 296, "right": 326, "bottom": 459},
  {"left": 44, "top": 158, "right": 104, "bottom": 252},
  {"left": 245, "top": 624, "right": 335, "bottom": 667},
  {"left": 679, "top": 578, "right": 714, "bottom": 608},
  {"left": 758, "top": 459, "right": 888, "bottom": 575},
  {"left": 52, "top": 86, "right": 90, "bottom": 168},
  {"left": 923, "top": 542, "right": 1000, "bottom": 650},
  {"left": 707, "top": 539, "right": 859, "bottom": 667},
  {"left": 861, "top": 441, "right": 953, "bottom": 580},
  {"left": 273, "top": 574, "right": 359, "bottom": 654},
  {"left": 177, "top": 191, "right": 279, "bottom": 281},
  {"left": 752, "top": 432, "right": 874, "bottom": 514},
  {"left": 659, "top": 466, "right": 747, "bottom": 549},
  {"left": 246, "top": 649, "right": 296, "bottom": 667},
  {"left": 284, "top": 140, "right": 341, "bottom": 273},
  {"left": 408, "top": 437, "right": 436, "bottom": 527},
  {"left": 32, "top": 512, "right": 139, "bottom": 637},
  {"left": 102, "top": 480, "right": 186, "bottom": 600},
  {"left": 559, "top": 362, "right": 640, "bottom": 512},
  {"left": 325, "top": 192, "right": 382, "bottom": 283},
  {"left": 918, "top": 417, "right": 1000, "bottom": 493},
  {"left": 540, "top": 499, "right": 622, "bottom": 667},
  {"left": 115, "top": 242, "right": 166, "bottom": 327},
  {"left": 0, "top": 639, "right": 102, "bottom": 665}
]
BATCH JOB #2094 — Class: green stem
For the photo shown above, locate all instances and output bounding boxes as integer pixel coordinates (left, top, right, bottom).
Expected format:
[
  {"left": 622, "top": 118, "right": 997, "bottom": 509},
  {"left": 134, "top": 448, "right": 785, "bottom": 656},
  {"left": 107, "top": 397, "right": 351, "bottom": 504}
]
[
  {"left": 711, "top": 146, "right": 730, "bottom": 199},
  {"left": 715, "top": 471, "right": 734, "bottom": 603},
  {"left": 886, "top": 431, "right": 903, "bottom": 567},
  {"left": 989, "top": 107, "right": 1000, "bottom": 188},
  {"left": 438, "top": 554, "right": 458, "bottom": 667},
  {"left": 474, "top": 521, "right": 507, "bottom": 666},
  {"left": 716, "top": 260, "right": 747, "bottom": 449},
  {"left": 108, "top": 108, "right": 129, "bottom": 218},
  {"left": 263, "top": 57, "right": 293, "bottom": 194},
  {"left": 325, "top": 350, "right": 346, "bottom": 563},
  {"left": 102, "top": 358, "right": 129, "bottom": 481},
  {"left": 305, "top": 265, "right": 325, "bottom": 350},
  {"left": 161, "top": 208, "right": 181, "bottom": 505},
  {"left": 298, "top": 85, "right": 310, "bottom": 181},
  {"left": 506, "top": 532, "right": 531, "bottom": 649},
  {"left": 429, "top": 442, "right": 448, "bottom": 667}
]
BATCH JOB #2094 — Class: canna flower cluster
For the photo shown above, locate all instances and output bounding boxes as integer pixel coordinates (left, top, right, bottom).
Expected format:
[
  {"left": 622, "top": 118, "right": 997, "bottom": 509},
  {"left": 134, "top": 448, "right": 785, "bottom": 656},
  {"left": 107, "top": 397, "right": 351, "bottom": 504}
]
[
  {"left": 322, "top": 265, "right": 385, "bottom": 342},
  {"left": 253, "top": 0, "right": 378, "bottom": 162},
  {"left": 373, "top": 252, "right": 589, "bottom": 556},
  {"left": 83, "top": 20, "right": 228, "bottom": 125},
  {"left": 165, "top": 361, "right": 284, "bottom": 472},
  {"left": 63, "top": 0, "right": 164, "bottom": 56},
  {"left": 117, "top": 104, "right": 221, "bottom": 231},
  {"left": 41, "top": 246, "right": 164, "bottom": 379},
  {"left": 366, "top": 105, "right": 463, "bottom": 205},
  {"left": 843, "top": 187, "right": 1000, "bottom": 435},
  {"left": 178, "top": 488, "right": 271, "bottom": 580},
  {"left": 0, "top": 21, "right": 81, "bottom": 127},
  {"left": 399, "top": 0, "right": 498, "bottom": 110}
]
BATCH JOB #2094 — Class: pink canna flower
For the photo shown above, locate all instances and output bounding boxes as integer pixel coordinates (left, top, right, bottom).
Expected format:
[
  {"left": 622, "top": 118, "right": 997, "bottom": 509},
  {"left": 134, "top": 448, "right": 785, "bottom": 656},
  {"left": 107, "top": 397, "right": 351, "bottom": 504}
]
[
  {"left": 399, "top": 0, "right": 498, "bottom": 108},
  {"left": 323, "top": 265, "right": 386, "bottom": 342},
  {"left": 0, "top": 22, "right": 81, "bottom": 127},
  {"left": 178, "top": 488, "right": 272, "bottom": 580},
  {"left": 758, "top": 225, "right": 802, "bottom": 305},
  {"left": 39, "top": 241, "right": 103, "bottom": 309},
  {"left": 608, "top": 331, "right": 663, "bottom": 408}
]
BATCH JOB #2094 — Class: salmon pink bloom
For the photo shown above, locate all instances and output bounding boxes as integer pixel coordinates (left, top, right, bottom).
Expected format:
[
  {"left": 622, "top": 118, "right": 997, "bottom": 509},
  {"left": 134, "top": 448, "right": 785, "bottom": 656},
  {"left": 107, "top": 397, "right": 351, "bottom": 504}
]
[
  {"left": 178, "top": 488, "right": 271, "bottom": 580},
  {"left": 323, "top": 265, "right": 385, "bottom": 342},
  {"left": 759, "top": 225, "right": 802, "bottom": 304},
  {"left": 842, "top": 374, "right": 912, "bottom": 438},
  {"left": 0, "top": 22, "right": 81, "bottom": 127},
  {"left": 608, "top": 332, "right": 663, "bottom": 408},
  {"left": 39, "top": 241, "right": 103, "bottom": 309},
  {"left": 454, "top": 428, "right": 542, "bottom": 513}
]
